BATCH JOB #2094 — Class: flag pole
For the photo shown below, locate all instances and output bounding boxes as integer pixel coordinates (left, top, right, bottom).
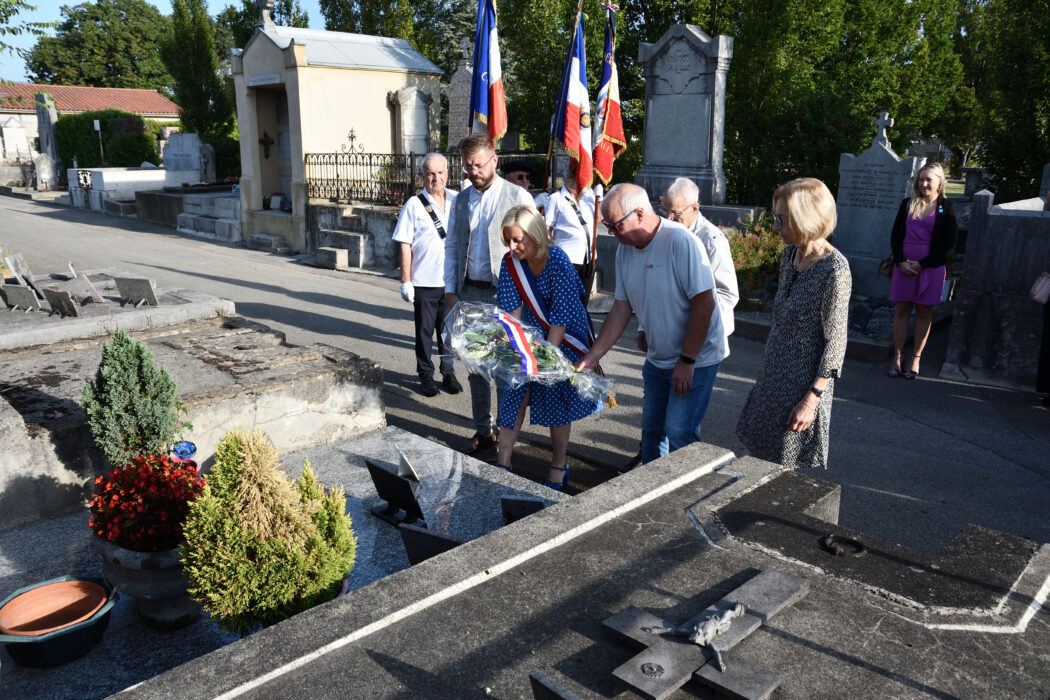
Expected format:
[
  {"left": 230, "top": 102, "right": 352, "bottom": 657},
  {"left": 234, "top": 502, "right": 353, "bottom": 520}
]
[{"left": 545, "top": 0, "right": 585, "bottom": 193}]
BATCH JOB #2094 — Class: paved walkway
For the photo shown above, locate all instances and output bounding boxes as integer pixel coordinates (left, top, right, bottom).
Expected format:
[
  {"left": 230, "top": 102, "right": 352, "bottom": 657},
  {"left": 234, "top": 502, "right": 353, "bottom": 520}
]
[{"left": 2, "top": 196, "right": 1049, "bottom": 555}]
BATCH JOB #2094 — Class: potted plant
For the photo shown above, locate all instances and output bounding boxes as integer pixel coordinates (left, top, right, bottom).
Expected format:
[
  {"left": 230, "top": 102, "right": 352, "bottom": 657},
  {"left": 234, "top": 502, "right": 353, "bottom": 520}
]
[
  {"left": 181, "top": 428, "right": 356, "bottom": 636},
  {"left": 80, "top": 331, "right": 200, "bottom": 629}
]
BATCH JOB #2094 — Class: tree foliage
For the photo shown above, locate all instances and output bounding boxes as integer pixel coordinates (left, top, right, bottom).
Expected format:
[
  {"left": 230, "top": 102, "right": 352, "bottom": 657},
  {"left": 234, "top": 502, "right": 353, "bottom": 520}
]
[
  {"left": 979, "top": 0, "right": 1050, "bottom": 201},
  {"left": 161, "top": 0, "right": 234, "bottom": 136},
  {"left": 319, "top": 0, "right": 414, "bottom": 43},
  {"left": 55, "top": 109, "right": 161, "bottom": 167},
  {"left": 0, "top": 0, "right": 53, "bottom": 58},
  {"left": 25, "top": 0, "right": 172, "bottom": 90}
]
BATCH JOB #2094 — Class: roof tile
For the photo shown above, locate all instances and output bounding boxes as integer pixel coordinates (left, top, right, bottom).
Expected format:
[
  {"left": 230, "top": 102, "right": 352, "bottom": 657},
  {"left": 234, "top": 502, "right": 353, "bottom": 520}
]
[{"left": 0, "top": 83, "right": 180, "bottom": 116}]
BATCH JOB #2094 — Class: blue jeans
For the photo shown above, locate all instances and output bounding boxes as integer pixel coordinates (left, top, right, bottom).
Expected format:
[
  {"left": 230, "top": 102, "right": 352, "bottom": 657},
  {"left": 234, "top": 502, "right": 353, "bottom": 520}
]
[{"left": 641, "top": 360, "right": 720, "bottom": 464}]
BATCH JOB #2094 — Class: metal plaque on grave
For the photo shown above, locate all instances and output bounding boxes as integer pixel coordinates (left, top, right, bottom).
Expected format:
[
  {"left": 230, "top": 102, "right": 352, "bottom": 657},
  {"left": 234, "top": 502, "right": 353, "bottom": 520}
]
[
  {"left": 1, "top": 284, "right": 40, "bottom": 312},
  {"left": 603, "top": 569, "right": 808, "bottom": 700},
  {"left": 365, "top": 459, "right": 426, "bottom": 528},
  {"left": 114, "top": 277, "right": 159, "bottom": 307},
  {"left": 42, "top": 287, "right": 80, "bottom": 317}
]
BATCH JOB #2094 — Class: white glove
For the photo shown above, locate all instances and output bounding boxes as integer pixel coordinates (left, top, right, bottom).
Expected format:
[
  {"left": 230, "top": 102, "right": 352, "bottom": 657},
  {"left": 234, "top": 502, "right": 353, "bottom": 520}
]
[
  {"left": 533, "top": 192, "right": 550, "bottom": 210},
  {"left": 400, "top": 281, "right": 414, "bottom": 303},
  {"left": 593, "top": 184, "right": 604, "bottom": 199}
]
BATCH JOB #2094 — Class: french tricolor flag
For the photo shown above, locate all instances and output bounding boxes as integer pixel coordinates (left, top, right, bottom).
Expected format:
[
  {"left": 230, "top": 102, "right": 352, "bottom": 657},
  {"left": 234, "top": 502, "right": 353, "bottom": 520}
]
[
  {"left": 469, "top": 0, "right": 508, "bottom": 141},
  {"left": 593, "top": 6, "right": 626, "bottom": 185},
  {"left": 552, "top": 8, "right": 593, "bottom": 192}
]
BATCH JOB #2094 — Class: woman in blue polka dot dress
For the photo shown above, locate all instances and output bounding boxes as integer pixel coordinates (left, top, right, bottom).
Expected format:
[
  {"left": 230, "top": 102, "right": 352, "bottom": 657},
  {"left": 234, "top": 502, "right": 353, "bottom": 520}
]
[{"left": 495, "top": 205, "right": 602, "bottom": 490}]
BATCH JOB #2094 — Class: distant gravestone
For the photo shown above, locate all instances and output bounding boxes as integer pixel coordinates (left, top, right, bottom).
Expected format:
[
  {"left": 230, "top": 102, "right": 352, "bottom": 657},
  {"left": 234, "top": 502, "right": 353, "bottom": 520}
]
[
  {"left": 835, "top": 112, "right": 925, "bottom": 297},
  {"left": 1, "top": 284, "right": 41, "bottom": 312},
  {"left": 42, "top": 287, "right": 79, "bottom": 317},
  {"left": 200, "top": 142, "right": 216, "bottom": 184},
  {"left": 388, "top": 86, "right": 432, "bottom": 155},
  {"left": 163, "top": 133, "right": 203, "bottom": 173},
  {"left": 634, "top": 25, "right": 733, "bottom": 205},
  {"left": 34, "top": 153, "right": 57, "bottom": 191},
  {"left": 34, "top": 92, "right": 59, "bottom": 161},
  {"left": 1, "top": 117, "right": 31, "bottom": 162},
  {"left": 447, "top": 38, "right": 473, "bottom": 150},
  {"left": 114, "top": 277, "right": 159, "bottom": 307}
]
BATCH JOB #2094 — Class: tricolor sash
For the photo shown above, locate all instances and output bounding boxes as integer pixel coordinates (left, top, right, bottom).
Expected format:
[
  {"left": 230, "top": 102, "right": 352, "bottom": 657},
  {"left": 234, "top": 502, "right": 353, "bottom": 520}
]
[
  {"left": 493, "top": 309, "right": 538, "bottom": 375},
  {"left": 503, "top": 253, "right": 602, "bottom": 374}
]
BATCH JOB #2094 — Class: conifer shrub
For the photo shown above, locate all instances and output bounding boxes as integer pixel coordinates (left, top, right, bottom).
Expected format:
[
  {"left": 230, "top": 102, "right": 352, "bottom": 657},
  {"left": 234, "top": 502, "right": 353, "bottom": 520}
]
[
  {"left": 81, "top": 331, "right": 189, "bottom": 467},
  {"left": 181, "top": 428, "right": 356, "bottom": 636}
]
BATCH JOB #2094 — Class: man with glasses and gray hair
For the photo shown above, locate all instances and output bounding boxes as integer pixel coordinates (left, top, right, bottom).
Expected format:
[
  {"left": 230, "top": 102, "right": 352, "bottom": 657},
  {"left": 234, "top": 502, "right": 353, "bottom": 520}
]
[
  {"left": 393, "top": 152, "right": 463, "bottom": 398},
  {"left": 576, "top": 183, "right": 727, "bottom": 465},
  {"left": 444, "top": 134, "right": 534, "bottom": 457}
]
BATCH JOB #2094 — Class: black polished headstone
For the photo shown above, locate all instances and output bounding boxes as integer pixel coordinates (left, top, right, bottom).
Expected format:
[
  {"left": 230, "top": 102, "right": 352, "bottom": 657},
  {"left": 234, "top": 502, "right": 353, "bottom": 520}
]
[
  {"left": 397, "top": 523, "right": 464, "bottom": 565},
  {"left": 501, "top": 494, "right": 547, "bottom": 524},
  {"left": 366, "top": 458, "right": 426, "bottom": 528}
]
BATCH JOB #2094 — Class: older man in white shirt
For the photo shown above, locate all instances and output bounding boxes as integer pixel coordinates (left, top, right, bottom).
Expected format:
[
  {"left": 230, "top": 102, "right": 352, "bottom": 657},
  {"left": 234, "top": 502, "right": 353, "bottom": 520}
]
[{"left": 393, "top": 153, "right": 463, "bottom": 398}]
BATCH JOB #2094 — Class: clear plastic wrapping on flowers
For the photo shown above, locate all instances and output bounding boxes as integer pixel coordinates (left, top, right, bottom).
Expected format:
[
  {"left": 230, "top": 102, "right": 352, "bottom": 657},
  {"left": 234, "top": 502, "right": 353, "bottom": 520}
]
[{"left": 444, "top": 301, "right": 616, "bottom": 406}]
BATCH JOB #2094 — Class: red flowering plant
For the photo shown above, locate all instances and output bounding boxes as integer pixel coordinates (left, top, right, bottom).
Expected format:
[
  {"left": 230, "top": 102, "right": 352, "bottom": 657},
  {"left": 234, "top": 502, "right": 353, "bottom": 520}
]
[{"left": 89, "top": 454, "right": 205, "bottom": 552}]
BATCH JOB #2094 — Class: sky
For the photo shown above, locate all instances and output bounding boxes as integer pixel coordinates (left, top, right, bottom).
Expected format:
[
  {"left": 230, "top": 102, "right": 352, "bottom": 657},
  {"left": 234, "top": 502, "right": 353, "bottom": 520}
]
[{"left": 0, "top": 0, "right": 326, "bottom": 83}]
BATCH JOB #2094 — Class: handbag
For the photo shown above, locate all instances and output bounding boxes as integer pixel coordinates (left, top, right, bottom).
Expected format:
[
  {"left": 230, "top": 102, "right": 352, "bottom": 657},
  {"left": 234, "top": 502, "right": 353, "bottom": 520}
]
[
  {"left": 878, "top": 255, "right": 894, "bottom": 278},
  {"left": 1030, "top": 271, "right": 1050, "bottom": 304}
]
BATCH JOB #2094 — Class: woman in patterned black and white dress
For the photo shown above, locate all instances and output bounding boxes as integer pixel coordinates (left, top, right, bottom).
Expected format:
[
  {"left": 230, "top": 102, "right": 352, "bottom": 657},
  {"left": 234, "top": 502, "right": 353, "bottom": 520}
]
[{"left": 736, "top": 178, "right": 851, "bottom": 469}]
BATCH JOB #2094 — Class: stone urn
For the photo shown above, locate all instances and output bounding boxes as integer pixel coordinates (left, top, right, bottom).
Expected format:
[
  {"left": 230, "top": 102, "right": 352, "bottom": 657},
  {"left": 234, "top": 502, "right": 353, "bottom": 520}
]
[{"left": 91, "top": 535, "right": 200, "bottom": 630}]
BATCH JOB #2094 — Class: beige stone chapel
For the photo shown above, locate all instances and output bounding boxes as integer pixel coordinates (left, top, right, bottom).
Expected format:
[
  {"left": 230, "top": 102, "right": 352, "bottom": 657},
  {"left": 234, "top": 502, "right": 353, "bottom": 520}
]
[{"left": 231, "top": 2, "right": 442, "bottom": 251}]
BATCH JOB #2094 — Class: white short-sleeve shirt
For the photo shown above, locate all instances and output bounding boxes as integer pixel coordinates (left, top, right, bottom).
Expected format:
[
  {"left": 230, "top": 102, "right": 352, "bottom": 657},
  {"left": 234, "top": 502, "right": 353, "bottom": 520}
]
[
  {"left": 690, "top": 214, "right": 739, "bottom": 338},
  {"left": 392, "top": 188, "right": 457, "bottom": 287},
  {"left": 544, "top": 185, "right": 596, "bottom": 264},
  {"left": 615, "top": 219, "right": 727, "bottom": 369}
]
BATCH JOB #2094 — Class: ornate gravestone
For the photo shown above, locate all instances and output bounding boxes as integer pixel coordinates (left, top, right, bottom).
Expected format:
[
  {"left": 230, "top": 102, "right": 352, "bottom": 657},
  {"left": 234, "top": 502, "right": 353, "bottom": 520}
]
[
  {"left": 447, "top": 38, "right": 474, "bottom": 151},
  {"left": 388, "top": 87, "right": 433, "bottom": 155},
  {"left": 835, "top": 113, "right": 925, "bottom": 297},
  {"left": 163, "top": 133, "right": 203, "bottom": 174},
  {"left": 634, "top": 25, "right": 733, "bottom": 204},
  {"left": 603, "top": 569, "right": 808, "bottom": 700}
]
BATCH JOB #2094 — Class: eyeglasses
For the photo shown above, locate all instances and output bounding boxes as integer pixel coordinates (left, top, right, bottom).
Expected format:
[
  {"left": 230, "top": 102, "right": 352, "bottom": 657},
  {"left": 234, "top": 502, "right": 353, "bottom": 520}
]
[
  {"left": 602, "top": 209, "right": 636, "bottom": 233},
  {"left": 462, "top": 154, "right": 496, "bottom": 175},
  {"left": 771, "top": 211, "right": 786, "bottom": 227}
]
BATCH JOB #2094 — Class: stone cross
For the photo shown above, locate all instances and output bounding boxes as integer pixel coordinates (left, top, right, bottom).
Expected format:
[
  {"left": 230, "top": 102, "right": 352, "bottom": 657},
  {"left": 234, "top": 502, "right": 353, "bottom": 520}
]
[
  {"left": 258, "top": 132, "right": 275, "bottom": 159},
  {"left": 603, "top": 569, "right": 808, "bottom": 700},
  {"left": 255, "top": 0, "right": 274, "bottom": 26},
  {"left": 873, "top": 112, "right": 894, "bottom": 146},
  {"left": 459, "top": 37, "right": 473, "bottom": 65}
]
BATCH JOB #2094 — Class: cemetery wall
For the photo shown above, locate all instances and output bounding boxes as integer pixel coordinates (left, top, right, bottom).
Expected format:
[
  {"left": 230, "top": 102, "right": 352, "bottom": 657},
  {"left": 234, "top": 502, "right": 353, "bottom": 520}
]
[
  {"left": 0, "top": 164, "right": 33, "bottom": 186},
  {"left": 945, "top": 190, "right": 1050, "bottom": 386}
]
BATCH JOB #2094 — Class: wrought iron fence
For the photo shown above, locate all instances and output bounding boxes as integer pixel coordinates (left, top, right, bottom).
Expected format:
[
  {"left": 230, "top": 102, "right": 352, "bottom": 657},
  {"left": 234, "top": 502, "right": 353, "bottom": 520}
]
[{"left": 304, "top": 151, "right": 548, "bottom": 206}]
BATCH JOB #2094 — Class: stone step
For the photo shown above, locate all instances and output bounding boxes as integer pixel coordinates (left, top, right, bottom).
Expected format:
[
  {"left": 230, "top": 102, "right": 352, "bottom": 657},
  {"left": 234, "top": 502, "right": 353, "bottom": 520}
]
[
  {"left": 342, "top": 213, "right": 366, "bottom": 233},
  {"left": 319, "top": 228, "right": 374, "bottom": 267},
  {"left": 247, "top": 233, "right": 291, "bottom": 255},
  {"left": 176, "top": 213, "right": 241, "bottom": 243},
  {"left": 316, "top": 246, "right": 348, "bottom": 270}
]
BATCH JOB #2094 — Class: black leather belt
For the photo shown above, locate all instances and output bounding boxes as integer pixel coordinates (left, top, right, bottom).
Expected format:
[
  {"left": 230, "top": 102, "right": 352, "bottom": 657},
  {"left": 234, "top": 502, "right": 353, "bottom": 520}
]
[{"left": 463, "top": 277, "right": 494, "bottom": 289}]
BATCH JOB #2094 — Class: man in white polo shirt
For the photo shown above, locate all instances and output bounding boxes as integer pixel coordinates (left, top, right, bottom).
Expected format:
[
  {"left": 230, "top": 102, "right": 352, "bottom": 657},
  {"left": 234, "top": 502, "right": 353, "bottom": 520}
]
[{"left": 393, "top": 153, "right": 462, "bottom": 398}]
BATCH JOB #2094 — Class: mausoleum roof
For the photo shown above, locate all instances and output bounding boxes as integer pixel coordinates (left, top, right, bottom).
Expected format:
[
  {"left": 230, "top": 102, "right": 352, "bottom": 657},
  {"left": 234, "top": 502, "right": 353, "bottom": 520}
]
[
  {"left": 0, "top": 83, "right": 179, "bottom": 116},
  {"left": 258, "top": 26, "right": 442, "bottom": 75}
]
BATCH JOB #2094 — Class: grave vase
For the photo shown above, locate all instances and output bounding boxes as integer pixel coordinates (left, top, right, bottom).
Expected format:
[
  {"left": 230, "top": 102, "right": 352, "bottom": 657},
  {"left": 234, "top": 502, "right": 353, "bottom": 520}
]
[{"left": 90, "top": 535, "right": 200, "bottom": 630}]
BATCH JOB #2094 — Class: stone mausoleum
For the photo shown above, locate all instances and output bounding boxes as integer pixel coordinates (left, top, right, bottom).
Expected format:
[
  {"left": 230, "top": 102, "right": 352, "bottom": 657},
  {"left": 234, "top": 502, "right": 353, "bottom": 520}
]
[{"left": 231, "top": 4, "right": 442, "bottom": 253}]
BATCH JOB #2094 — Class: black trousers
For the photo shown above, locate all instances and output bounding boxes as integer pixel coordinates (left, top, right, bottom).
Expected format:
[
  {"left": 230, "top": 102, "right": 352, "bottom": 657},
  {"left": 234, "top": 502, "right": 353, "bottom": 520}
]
[
  {"left": 1038, "top": 299, "right": 1050, "bottom": 394},
  {"left": 574, "top": 262, "right": 594, "bottom": 307},
  {"left": 414, "top": 286, "right": 454, "bottom": 379}
]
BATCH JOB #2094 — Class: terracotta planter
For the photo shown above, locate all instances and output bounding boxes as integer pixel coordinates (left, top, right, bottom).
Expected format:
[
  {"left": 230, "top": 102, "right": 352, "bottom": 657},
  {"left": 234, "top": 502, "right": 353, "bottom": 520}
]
[
  {"left": 91, "top": 535, "right": 200, "bottom": 630},
  {"left": 0, "top": 576, "right": 116, "bottom": 667}
]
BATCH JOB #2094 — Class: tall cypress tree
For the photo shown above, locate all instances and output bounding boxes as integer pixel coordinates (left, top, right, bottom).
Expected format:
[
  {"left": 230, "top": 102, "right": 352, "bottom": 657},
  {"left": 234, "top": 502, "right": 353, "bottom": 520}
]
[{"left": 161, "top": 0, "right": 234, "bottom": 136}]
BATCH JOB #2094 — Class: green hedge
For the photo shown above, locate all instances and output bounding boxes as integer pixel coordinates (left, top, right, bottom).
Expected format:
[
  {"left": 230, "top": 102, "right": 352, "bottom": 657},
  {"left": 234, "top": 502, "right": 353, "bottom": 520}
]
[{"left": 56, "top": 110, "right": 160, "bottom": 168}]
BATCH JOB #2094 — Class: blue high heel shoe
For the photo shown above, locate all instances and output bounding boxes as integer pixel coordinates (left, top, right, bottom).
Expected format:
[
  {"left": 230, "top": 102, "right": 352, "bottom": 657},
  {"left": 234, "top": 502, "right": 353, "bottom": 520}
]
[
  {"left": 496, "top": 463, "right": 512, "bottom": 472},
  {"left": 543, "top": 464, "right": 570, "bottom": 491}
]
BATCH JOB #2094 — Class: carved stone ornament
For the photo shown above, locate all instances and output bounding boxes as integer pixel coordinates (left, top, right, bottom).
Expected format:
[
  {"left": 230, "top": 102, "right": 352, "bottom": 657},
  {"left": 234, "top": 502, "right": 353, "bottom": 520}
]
[{"left": 659, "top": 39, "right": 698, "bottom": 94}]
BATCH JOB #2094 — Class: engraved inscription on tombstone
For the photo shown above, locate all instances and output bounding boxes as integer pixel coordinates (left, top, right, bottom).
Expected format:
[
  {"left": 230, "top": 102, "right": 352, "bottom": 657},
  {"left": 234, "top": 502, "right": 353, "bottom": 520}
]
[{"left": 835, "top": 112, "right": 925, "bottom": 297}]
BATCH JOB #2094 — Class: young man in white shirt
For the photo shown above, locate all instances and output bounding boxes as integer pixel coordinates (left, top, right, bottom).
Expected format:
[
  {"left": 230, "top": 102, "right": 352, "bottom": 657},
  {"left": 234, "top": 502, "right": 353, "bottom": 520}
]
[
  {"left": 393, "top": 153, "right": 462, "bottom": 398},
  {"left": 443, "top": 134, "right": 534, "bottom": 456}
]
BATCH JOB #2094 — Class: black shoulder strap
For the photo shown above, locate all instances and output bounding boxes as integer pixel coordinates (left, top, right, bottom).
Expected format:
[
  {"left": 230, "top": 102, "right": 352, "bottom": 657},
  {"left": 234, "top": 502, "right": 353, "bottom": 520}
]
[
  {"left": 418, "top": 193, "right": 446, "bottom": 239},
  {"left": 566, "top": 197, "right": 593, "bottom": 260}
]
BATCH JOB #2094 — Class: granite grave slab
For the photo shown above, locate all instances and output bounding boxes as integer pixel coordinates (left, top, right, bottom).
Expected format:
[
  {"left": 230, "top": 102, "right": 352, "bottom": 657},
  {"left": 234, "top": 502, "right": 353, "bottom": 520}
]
[
  {"left": 114, "top": 276, "right": 159, "bottom": 307},
  {"left": 1, "top": 283, "right": 40, "bottom": 312}
]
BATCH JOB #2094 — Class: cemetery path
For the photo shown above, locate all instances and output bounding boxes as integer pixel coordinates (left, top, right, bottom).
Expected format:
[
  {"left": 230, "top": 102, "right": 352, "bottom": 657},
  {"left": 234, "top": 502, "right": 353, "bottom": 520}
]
[{"left": 3, "top": 197, "right": 1050, "bottom": 554}]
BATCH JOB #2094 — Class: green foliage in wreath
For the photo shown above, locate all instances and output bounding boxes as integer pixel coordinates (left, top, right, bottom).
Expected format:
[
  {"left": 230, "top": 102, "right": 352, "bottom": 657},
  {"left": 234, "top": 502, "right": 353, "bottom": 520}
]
[{"left": 181, "top": 428, "right": 356, "bottom": 636}]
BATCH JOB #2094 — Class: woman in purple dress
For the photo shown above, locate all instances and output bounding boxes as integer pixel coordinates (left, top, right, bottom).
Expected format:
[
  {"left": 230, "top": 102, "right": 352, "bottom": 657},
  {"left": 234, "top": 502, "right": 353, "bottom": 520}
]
[{"left": 888, "top": 164, "right": 957, "bottom": 379}]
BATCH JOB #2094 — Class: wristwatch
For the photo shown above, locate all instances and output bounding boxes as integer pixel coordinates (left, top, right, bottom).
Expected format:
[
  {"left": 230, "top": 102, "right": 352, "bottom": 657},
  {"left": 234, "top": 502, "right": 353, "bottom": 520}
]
[
  {"left": 678, "top": 354, "right": 695, "bottom": 365},
  {"left": 809, "top": 386, "right": 824, "bottom": 398}
]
